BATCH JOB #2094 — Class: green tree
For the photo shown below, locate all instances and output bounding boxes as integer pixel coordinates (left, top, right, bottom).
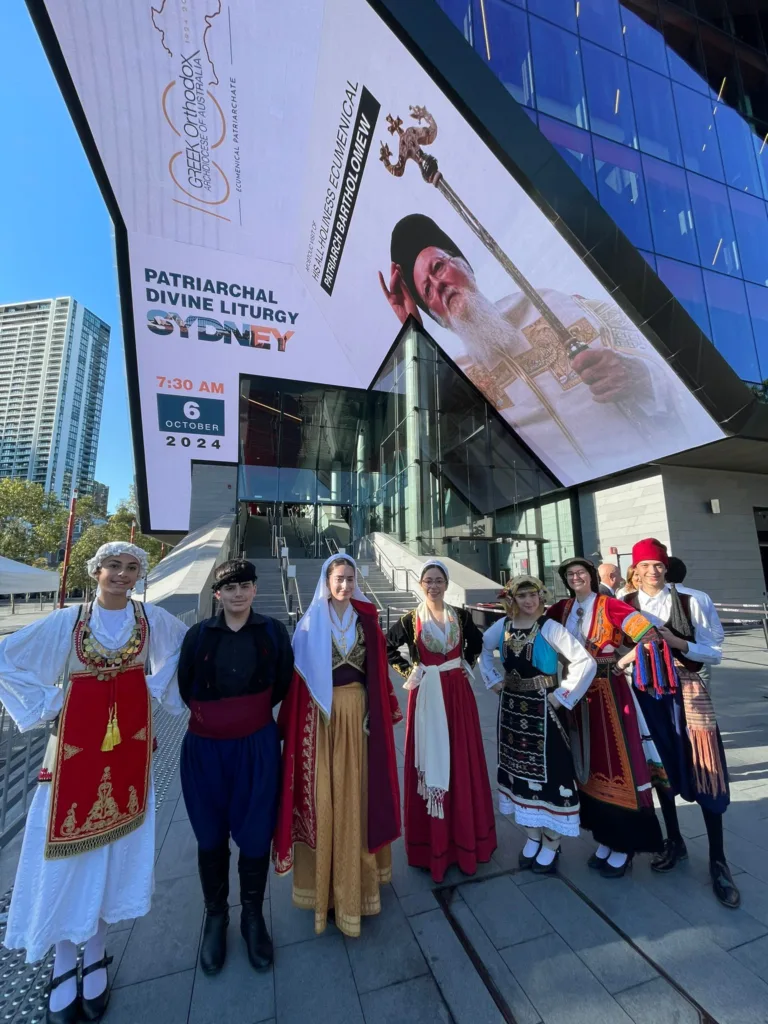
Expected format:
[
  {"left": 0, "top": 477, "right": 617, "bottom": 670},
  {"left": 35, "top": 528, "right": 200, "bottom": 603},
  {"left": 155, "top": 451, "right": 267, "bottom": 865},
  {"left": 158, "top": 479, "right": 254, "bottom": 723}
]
[{"left": 0, "top": 480, "right": 66, "bottom": 564}]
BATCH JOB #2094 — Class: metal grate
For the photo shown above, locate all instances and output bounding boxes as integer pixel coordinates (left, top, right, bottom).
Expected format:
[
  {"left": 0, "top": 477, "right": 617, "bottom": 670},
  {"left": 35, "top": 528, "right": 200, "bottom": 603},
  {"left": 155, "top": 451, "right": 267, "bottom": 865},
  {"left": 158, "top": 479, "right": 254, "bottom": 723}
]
[{"left": 0, "top": 705, "right": 189, "bottom": 1023}]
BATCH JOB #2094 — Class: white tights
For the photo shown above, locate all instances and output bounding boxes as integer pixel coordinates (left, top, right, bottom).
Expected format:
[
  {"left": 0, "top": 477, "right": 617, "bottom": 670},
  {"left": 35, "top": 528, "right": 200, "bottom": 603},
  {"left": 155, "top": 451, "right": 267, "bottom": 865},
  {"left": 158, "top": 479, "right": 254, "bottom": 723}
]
[
  {"left": 50, "top": 919, "right": 108, "bottom": 1012},
  {"left": 523, "top": 827, "right": 561, "bottom": 866}
]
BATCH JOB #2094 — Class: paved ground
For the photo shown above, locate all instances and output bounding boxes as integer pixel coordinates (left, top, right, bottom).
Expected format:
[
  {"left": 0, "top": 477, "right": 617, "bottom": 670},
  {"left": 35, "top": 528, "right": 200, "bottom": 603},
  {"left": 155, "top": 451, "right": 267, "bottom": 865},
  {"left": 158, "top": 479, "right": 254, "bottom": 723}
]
[{"left": 1, "top": 628, "right": 768, "bottom": 1023}]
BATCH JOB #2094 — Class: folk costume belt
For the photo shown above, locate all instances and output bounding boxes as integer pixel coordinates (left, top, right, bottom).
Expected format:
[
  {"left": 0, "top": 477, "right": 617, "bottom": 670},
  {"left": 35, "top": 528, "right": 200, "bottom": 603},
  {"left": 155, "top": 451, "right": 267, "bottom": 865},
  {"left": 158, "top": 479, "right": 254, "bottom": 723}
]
[{"left": 188, "top": 691, "right": 273, "bottom": 739}]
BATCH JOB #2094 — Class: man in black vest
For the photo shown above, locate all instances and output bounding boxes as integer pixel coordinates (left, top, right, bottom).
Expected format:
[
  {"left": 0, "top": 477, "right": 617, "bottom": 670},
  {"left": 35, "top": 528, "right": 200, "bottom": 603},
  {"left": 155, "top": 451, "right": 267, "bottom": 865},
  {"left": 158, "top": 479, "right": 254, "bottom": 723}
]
[
  {"left": 177, "top": 559, "right": 294, "bottom": 974},
  {"left": 621, "top": 538, "right": 738, "bottom": 908}
]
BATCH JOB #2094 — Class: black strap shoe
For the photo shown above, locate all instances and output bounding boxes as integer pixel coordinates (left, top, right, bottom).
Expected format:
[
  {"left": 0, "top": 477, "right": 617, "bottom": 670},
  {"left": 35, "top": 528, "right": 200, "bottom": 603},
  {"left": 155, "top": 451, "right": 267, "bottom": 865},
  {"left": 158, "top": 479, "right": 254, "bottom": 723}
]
[
  {"left": 588, "top": 850, "right": 609, "bottom": 870},
  {"left": 198, "top": 845, "right": 231, "bottom": 975},
  {"left": 651, "top": 837, "right": 688, "bottom": 873},
  {"left": 600, "top": 854, "right": 633, "bottom": 878},
  {"left": 239, "top": 853, "right": 273, "bottom": 970},
  {"left": 46, "top": 965, "right": 80, "bottom": 1024},
  {"left": 531, "top": 847, "right": 560, "bottom": 875},
  {"left": 80, "top": 955, "right": 114, "bottom": 1022},
  {"left": 711, "top": 860, "right": 741, "bottom": 909},
  {"left": 518, "top": 843, "right": 541, "bottom": 870}
]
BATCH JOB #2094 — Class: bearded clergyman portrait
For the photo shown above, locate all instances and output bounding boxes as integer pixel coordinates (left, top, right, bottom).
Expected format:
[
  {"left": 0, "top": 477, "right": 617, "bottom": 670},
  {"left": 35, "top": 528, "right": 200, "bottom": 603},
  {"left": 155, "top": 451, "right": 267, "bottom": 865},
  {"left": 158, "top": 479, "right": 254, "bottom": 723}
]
[{"left": 378, "top": 212, "right": 706, "bottom": 483}]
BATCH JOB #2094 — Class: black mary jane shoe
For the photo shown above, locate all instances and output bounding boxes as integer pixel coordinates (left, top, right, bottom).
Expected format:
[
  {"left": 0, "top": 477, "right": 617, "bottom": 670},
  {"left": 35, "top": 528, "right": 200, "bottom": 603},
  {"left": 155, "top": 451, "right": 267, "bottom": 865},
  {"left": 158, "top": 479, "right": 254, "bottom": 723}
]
[
  {"left": 651, "top": 837, "right": 688, "bottom": 873},
  {"left": 600, "top": 855, "right": 633, "bottom": 879},
  {"left": 531, "top": 847, "right": 561, "bottom": 875},
  {"left": 45, "top": 965, "right": 80, "bottom": 1024},
  {"left": 518, "top": 843, "right": 541, "bottom": 870},
  {"left": 80, "top": 954, "right": 114, "bottom": 1023},
  {"left": 711, "top": 860, "right": 741, "bottom": 909},
  {"left": 587, "top": 851, "right": 609, "bottom": 871}
]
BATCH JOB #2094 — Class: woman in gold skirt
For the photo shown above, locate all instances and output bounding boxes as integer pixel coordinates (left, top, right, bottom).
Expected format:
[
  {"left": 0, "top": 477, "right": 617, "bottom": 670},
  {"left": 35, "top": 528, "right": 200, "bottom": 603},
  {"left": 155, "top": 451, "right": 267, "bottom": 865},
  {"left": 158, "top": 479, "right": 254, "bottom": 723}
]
[{"left": 273, "top": 555, "right": 402, "bottom": 937}]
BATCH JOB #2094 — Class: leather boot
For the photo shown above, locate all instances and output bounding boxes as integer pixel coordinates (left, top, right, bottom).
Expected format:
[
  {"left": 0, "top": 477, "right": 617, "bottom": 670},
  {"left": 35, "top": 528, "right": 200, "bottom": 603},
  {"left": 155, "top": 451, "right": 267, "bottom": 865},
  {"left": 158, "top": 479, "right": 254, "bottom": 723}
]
[
  {"left": 239, "top": 852, "right": 273, "bottom": 970},
  {"left": 198, "top": 845, "right": 230, "bottom": 975}
]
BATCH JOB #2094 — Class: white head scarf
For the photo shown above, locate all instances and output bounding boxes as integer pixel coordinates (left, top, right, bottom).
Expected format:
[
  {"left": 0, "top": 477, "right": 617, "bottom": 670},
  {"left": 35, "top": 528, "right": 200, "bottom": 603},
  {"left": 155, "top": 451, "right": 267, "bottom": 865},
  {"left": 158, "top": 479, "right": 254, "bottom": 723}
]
[
  {"left": 292, "top": 553, "right": 369, "bottom": 719},
  {"left": 87, "top": 542, "right": 149, "bottom": 581},
  {"left": 418, "top": 560, "right": 458, "bottom": 654}
]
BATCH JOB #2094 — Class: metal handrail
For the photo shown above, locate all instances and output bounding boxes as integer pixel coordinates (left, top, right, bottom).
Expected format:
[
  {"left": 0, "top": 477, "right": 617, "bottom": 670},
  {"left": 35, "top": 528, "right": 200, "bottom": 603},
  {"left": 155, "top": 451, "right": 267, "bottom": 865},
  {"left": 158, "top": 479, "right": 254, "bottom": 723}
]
[
  {"left": 275, "top": 531, "right": 304, "bottom": 621},
  {"left": 372, "top": 547, "right": 422, "bottom": 595}
]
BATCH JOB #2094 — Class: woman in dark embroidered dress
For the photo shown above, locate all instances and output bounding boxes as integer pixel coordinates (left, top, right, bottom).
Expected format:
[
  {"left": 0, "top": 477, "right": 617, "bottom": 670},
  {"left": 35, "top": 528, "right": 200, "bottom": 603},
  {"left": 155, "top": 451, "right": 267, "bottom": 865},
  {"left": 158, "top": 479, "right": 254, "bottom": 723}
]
[
  {"left": 480, "top": 576, "right": 596, "bottom": 873},
  {"left": 386, "top": 560, "right": 496, "bottom": 882}
]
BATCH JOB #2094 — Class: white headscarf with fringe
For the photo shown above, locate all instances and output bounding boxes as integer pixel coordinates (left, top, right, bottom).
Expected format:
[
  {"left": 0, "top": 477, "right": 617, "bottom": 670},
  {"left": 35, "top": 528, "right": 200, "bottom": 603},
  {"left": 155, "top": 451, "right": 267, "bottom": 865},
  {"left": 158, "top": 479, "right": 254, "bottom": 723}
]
[{"left": 292, "top": 553, "right": 369, "bottom": 720}]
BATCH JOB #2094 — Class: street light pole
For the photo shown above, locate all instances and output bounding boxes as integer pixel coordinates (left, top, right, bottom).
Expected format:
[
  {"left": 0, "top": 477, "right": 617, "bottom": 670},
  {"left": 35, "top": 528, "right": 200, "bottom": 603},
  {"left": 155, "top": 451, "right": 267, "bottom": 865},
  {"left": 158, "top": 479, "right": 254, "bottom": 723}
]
[{"left": 58, "top": 489, "right": 78, "bottom": 609}]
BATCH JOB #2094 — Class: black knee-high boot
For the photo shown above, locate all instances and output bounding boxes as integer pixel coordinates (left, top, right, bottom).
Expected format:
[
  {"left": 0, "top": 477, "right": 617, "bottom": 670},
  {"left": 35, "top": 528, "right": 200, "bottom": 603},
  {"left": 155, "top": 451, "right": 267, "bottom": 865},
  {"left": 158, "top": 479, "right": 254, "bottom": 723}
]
[
  {"left": 198, "top": 845, "right": 230, "bottom": 975},
  {"left": 239, "top": 853, "right": 273, "bottom": 970}
]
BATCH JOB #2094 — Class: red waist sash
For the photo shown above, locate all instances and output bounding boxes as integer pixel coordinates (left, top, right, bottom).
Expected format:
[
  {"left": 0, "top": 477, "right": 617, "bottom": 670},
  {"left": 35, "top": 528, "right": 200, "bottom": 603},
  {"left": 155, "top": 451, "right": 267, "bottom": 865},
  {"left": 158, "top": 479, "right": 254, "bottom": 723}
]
[
  {"left": 188, "top": 691, "right": 273, "bottom": 739},
  {"left": 46, "top": 665, "right": 152, "bottom": 860}
]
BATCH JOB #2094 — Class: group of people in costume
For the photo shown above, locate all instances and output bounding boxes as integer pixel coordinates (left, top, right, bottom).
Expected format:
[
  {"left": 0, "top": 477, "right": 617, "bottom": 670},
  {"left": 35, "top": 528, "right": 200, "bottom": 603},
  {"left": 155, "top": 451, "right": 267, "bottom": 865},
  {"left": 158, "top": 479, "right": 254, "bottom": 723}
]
[{"left": 0, "top": 536, "right": 738, "bottom": 1023}]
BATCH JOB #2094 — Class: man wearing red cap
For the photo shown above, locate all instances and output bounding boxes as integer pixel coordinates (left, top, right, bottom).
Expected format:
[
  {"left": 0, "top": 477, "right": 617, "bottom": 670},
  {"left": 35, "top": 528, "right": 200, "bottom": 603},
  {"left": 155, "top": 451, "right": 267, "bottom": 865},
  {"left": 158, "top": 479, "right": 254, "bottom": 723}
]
[{"left": 622, "top": 538, "right": 738, "bottom": 908}]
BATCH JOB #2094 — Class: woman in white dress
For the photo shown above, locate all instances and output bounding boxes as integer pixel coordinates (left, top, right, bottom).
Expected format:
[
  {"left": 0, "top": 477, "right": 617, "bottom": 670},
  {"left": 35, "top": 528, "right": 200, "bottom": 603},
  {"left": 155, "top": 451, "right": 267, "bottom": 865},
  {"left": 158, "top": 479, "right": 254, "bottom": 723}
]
[{"left": 0, "top": 542, "right": 186, "bottom": 1024}]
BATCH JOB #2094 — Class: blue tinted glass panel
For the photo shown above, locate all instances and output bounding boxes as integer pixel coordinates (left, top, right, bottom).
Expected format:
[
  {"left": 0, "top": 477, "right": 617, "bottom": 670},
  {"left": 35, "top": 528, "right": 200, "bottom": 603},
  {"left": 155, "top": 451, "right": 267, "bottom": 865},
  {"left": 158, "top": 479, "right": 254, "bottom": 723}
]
[
  {"left": 673, "top": 84, "right": 724, "bottom": 181},
  {"left": 582, "top": 41, "right": 636, "bottom": 147},
  {"left": 481, "top": 0, "right": 534, "bottom": 107},
  {"left": 638, "top": 250, "right": 657, "bottom": 270},
  {"left": 529, "top": 0, "right": 576, "bottom": 32},
  {"left": 702, "top": 271, "right": 760, "bottom": 380},
  {"left": 729, "top": 190, "right": 768, "bottom": 286},
  {"left": 437, "top": 0, "right": 474, "bottom": 41},
  {"left": 538, "top": 115, "right": 597, "bottom": 195},
  {"left": 642, "top": 155, "right": 698, "bottom": 262},
  {"left": 522, "top": 107, "right": 538, "bottom": 124},
  {"left": 593, "top": 137, "right": 653, "bottom": 248},
  {"left": 687, "top": 174, "right": 740, "bottom": 276},
  {"left": 577, "top": 0, "right": 624, "bottom": 52},
  {"left": 746, "top": 284, "right": 768, "bottom": 380},
  {"left": 656, "top": 256, "right": 712, "bottom": 335},
  {"left": 715, "top": 104, "right": 763, "bottom": 196},
  {"left": 629, "top": 63, "right": 682, "bottom": 164},
  {"left": 621, "top": 8, "right": 668, "bottom": 74},
  {"left": 530, "top": 17, "right": 588, "bottom": 128},
  {"left": 666, "top": 47, "right": 712, "bottom": 95},
  {"left": 754, "top": 129, "right": 768, "bottom": 201}
]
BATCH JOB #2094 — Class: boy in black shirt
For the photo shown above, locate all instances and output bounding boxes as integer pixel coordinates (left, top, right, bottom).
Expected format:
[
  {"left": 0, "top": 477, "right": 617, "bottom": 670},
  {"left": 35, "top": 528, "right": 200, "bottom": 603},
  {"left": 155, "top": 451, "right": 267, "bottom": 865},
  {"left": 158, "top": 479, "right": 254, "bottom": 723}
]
[{"left": 178, "top": 559, "right": 293, "bottom": 975}]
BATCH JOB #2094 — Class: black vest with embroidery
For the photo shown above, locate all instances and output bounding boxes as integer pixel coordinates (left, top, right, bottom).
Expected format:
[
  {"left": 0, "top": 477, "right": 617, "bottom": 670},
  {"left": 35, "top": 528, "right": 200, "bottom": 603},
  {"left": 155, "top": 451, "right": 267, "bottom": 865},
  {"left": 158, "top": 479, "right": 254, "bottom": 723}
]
[{"left": 624, "top": 591, "right": 703, "bottom": 672}]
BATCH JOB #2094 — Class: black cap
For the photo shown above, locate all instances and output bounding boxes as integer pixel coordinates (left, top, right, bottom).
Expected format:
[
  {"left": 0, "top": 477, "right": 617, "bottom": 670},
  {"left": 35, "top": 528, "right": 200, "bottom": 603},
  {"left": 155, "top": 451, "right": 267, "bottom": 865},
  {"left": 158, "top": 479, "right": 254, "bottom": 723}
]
[
  {"left": 212, "top": 559, "right": 257, "bottom": 591},
  {"left": 558, "top": 557, "right": 599, "bottom": 596},
  {"left": 390, "top": 214, "right": 469, "bottom": 318}
]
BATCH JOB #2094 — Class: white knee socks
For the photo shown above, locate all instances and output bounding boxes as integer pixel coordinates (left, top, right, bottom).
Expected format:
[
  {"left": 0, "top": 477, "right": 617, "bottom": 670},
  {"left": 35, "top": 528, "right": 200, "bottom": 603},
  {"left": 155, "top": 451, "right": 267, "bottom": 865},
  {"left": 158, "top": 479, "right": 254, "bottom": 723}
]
[
  {"left": 82, "top": 919, "right": 109, "bottom": 1000},
  {"left": 50, "top": 940, "right": 78, "bottom": 1012},
  {"left": 522, "top": 827, "right": 542, "bottom": 859}
]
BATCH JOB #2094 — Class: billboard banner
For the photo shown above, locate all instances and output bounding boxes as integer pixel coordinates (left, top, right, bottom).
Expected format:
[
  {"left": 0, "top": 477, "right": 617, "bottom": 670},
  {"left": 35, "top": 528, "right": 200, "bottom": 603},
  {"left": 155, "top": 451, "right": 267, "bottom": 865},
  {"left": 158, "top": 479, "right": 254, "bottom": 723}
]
[{"left": 39, "top": 0, "right": 724, "bottom": 530}]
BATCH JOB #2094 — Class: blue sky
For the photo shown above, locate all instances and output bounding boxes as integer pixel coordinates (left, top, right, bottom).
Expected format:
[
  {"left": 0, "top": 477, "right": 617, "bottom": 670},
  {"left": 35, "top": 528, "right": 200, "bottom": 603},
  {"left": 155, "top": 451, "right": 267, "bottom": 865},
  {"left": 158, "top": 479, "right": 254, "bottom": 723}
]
[{"left": 1, "top": 0, "right": 133, "bottom": 512}]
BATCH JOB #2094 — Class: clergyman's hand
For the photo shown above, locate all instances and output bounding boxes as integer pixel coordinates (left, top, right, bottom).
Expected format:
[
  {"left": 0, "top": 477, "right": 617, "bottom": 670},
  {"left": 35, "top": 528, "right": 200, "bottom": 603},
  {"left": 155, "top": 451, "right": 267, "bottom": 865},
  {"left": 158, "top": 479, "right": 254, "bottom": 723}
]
[
  {"left": 571, "top": 348, "right": 632, "bottom": 404},
  {"left": 378, "top": 263, "right": 423, "bottom": 326}
]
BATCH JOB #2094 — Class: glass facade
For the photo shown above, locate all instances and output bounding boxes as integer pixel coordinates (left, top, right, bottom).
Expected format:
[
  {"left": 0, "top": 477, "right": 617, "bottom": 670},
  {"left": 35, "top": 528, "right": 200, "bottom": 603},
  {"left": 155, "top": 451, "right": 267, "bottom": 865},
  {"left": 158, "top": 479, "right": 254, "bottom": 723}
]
[
  {"left": 238, "top": 327, "right": 577, "bottom": 593},
  {"left": 436, "top": 0, "right": 768, "bottom": 382}
]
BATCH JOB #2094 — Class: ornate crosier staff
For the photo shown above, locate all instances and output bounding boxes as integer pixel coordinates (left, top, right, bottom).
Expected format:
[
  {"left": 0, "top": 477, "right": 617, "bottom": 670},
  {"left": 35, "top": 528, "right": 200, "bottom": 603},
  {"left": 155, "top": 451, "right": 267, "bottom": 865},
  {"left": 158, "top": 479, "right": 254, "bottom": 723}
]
[{"left": 380, "top": 107, "right": 647, "bottom": 459}]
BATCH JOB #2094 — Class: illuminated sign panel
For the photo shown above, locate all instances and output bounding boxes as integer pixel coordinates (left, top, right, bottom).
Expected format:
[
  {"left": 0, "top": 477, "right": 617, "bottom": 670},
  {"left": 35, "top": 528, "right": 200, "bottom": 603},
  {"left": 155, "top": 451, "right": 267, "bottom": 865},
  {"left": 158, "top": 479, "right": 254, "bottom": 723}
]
[{"left": 37, "top": 0, "right": 723, "bottom": 530}]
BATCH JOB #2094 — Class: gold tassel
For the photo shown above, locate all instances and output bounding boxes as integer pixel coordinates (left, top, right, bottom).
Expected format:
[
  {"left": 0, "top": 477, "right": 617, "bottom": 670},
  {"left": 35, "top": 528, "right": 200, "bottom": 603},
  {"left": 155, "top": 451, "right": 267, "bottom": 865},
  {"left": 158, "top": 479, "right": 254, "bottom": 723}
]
[{"left": 100, "top": 706, "right": 121, "bottom": 752}]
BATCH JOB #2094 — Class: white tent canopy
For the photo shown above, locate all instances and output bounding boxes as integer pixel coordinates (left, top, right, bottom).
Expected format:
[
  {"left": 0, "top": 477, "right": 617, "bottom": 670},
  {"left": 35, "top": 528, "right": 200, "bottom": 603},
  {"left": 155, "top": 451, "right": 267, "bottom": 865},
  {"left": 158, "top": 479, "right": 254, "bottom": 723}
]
[{"left": 0, "top": 555, "right": 59, "bottom": 596}]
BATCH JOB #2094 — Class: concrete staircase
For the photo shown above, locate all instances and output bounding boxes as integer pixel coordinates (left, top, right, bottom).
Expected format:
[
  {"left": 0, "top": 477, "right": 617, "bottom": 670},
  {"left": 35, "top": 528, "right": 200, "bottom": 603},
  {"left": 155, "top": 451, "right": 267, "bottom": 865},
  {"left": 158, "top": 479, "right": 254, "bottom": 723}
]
[
  {"left": 249, "top": 557, "right": 291, "bottom": 626},
  {"left": 358, "top": 561, "right": 419, "bottom": 620}
]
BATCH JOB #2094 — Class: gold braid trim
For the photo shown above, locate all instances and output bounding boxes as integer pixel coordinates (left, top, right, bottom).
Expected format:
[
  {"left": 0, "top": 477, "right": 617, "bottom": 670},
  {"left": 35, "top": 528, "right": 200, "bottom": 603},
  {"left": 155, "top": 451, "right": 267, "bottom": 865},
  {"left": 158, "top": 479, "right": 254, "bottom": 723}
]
[{"left": 44, "top": 811, "right": 146, "bottom": 860}]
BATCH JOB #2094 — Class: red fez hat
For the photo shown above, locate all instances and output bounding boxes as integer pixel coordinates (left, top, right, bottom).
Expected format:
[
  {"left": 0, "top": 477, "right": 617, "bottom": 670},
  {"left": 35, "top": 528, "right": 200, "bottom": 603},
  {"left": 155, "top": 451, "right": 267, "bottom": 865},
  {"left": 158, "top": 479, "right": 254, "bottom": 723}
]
[{"left": 632, "top": 538, "right": 669, "bottom": 567}]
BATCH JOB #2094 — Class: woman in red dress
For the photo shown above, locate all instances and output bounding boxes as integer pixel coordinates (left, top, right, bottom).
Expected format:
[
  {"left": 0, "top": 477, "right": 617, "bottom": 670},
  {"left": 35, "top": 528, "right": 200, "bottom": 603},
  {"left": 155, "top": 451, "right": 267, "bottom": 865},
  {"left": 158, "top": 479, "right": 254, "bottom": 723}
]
[{"left": 387, "top": 561, "right": 496, "bottom": 882}]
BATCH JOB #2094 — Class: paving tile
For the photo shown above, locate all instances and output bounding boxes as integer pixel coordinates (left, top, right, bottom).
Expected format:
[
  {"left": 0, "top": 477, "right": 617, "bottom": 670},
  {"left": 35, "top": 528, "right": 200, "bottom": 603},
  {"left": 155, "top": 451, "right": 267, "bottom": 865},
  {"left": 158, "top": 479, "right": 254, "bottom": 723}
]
[
  {"left": 155, "top": 818, "right": 199, "bottom": 881},
  {"left": 557, "top": 855, "right": 768, "bottom": 1024},
  {"left": 614, "top": 977, "right": 701, "bottom": 1024},
  {"left": 731, "top": 872, "right": 768, "bottom": 929},
  {"left": 154, "top": 796, "right": 176, "bottom": 855},
  {"left": 172, "top": 795, "right": 190, "bottom": 822},
  {"left": 269, "top": 867, "right": 339, "bottom": 947},
  {"left": 459, "top": 875, "right": 552, "bottom": 950},
  {"left": 689, "top": 829, "right": 768, "bottom": 884},
  {"left": 631, "top": 856, "right": 768, "bottom": 952},
  {"left": 389, "top": 836, "right": 438, "bottom": 898},
  {"left": 523, "top": 877, "right": 657, "bottom": 994},
  {"left": 397, "top": 891, "right": 438, "bottom": 917},
  {"left": 450, "top": 897, "right": 541, "bottom": 1024},
  {"left": 410, "top": 908, "right": 505, "bottom": 1024},
  {"left": 273, "top": 934, "right": 363, "bottom": 1023},
  {"left": 345, "top": 886, "right": 428, "bottom": 994},
  {"left": 731, "top": 933, "right": 768, "bottom": 985},
  {"left": 359, "top": 975, "right": 452, "bottom": 1024},
  {"left": 114, "top": 874, "right": 203, "bottom": 988},
  {"left": 189, "top": 912, "right": 274, "bottom": 1024},
  {"left": 501, "top": 933, "right": 634, "bottom": 1024},
  {"left": 105, "top": 968, "right": 194, "bottom": 1024}
]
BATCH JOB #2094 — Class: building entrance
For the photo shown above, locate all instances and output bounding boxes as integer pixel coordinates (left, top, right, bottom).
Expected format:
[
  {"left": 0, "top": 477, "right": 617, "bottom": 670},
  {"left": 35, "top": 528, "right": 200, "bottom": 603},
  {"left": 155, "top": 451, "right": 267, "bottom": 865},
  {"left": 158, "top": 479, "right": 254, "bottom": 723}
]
[{"left": 242, "top": 501, "right": 353, "bottom": 560}]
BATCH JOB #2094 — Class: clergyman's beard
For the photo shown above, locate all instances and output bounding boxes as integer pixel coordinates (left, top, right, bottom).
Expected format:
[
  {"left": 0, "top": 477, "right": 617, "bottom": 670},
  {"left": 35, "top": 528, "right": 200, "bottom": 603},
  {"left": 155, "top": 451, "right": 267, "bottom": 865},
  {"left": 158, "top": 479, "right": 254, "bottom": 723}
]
[{"left": 441, "top": 289, "right": 520, "bottom": 370}]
